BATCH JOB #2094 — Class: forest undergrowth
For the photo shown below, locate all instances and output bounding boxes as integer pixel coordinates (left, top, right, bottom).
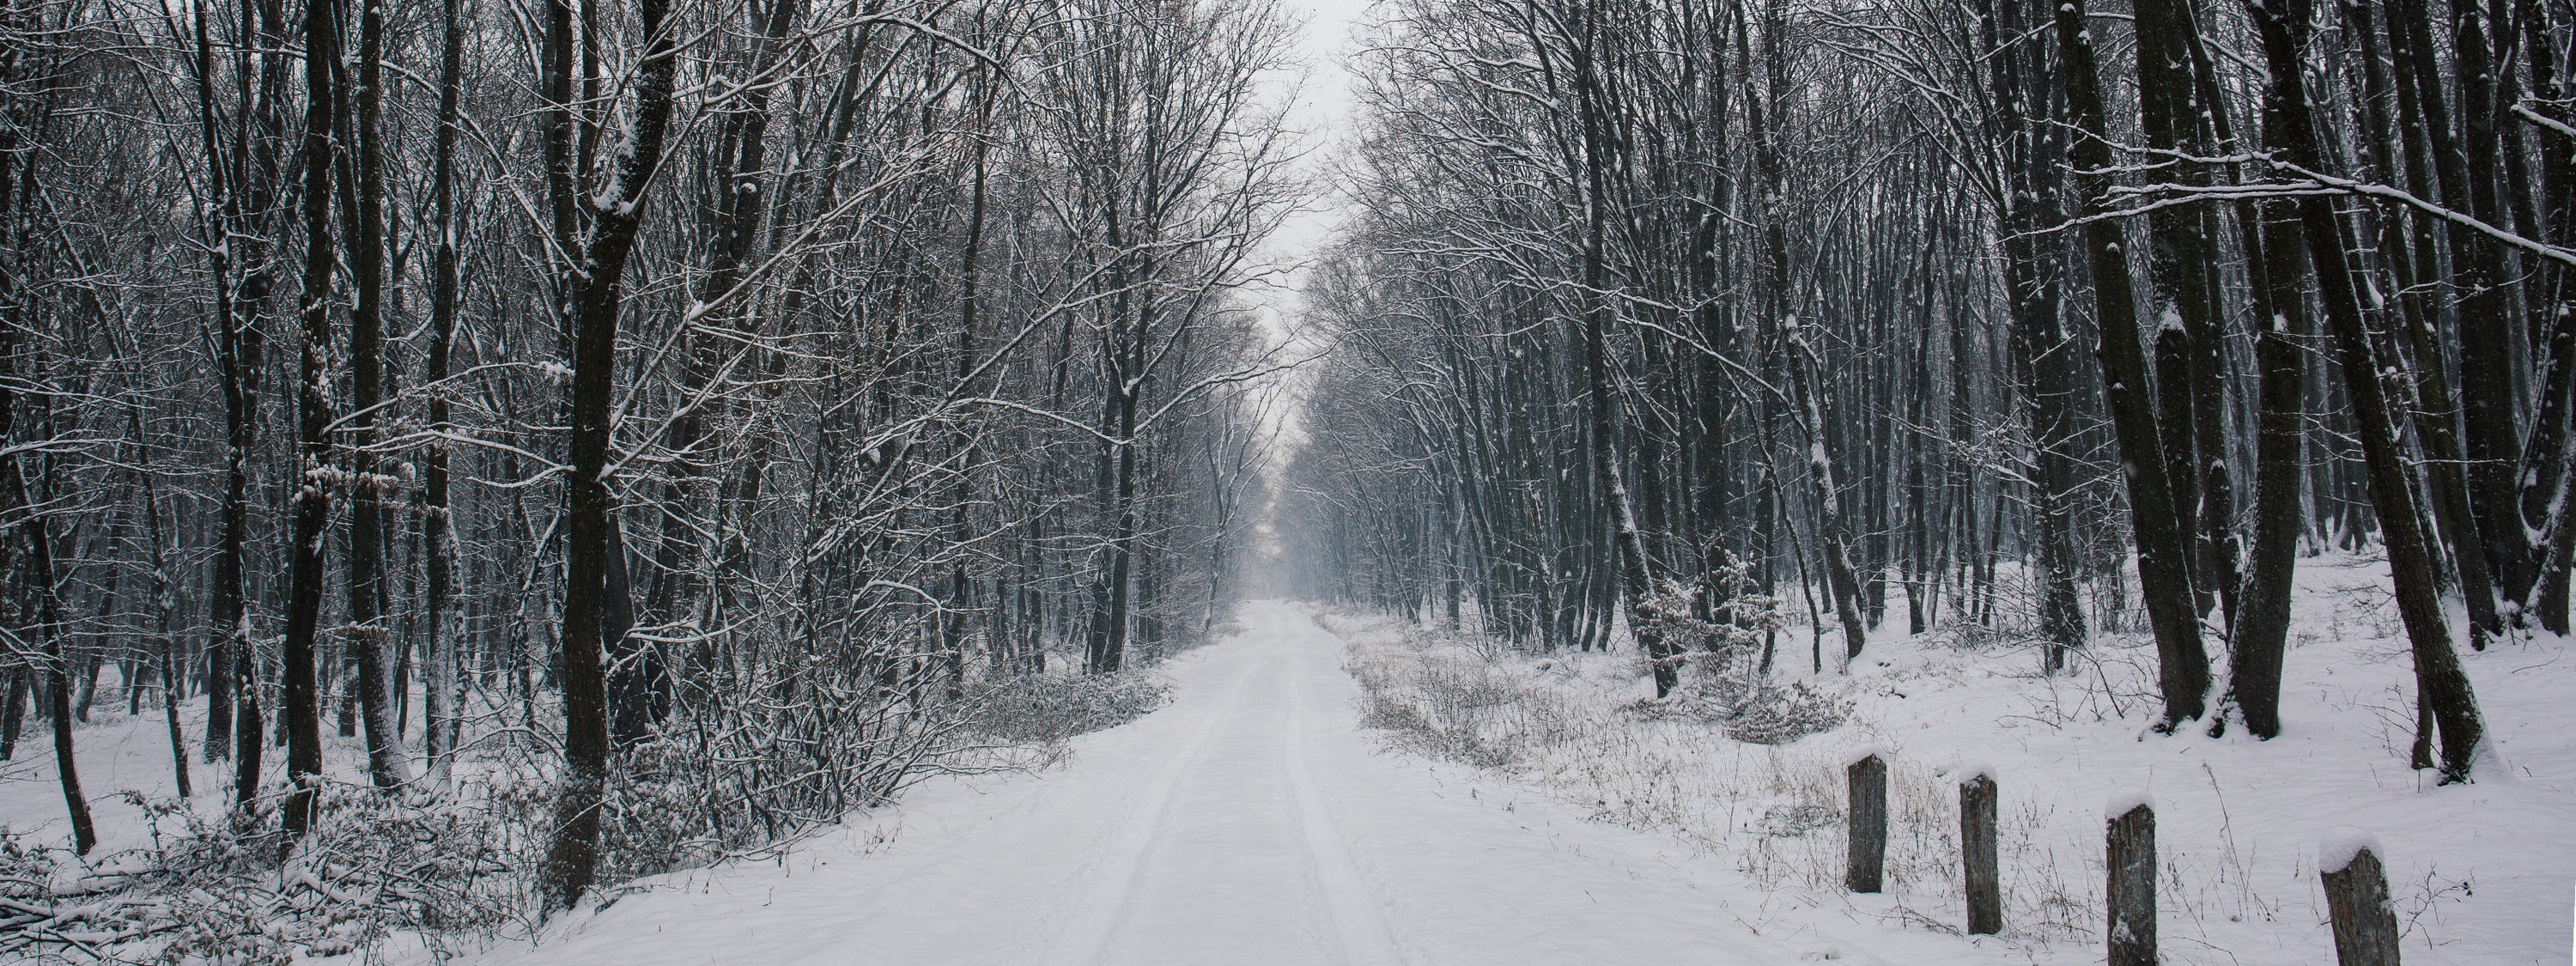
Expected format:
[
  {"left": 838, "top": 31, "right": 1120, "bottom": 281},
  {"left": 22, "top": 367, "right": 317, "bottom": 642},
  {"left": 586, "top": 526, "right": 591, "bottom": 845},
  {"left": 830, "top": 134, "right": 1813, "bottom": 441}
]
[
  {"left": 0, "top": 665, "right": 1170, "bottom": 963},
  {"left": 1327, "top": 556, "right": 2573, "bottom": 963}
]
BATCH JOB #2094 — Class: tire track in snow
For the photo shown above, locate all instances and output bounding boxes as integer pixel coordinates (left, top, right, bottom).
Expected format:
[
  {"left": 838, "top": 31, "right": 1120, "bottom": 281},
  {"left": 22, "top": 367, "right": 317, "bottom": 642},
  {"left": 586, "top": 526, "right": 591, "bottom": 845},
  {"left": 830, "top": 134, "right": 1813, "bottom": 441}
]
[
  {"left": 1038, "top": 653, "right": 1267, "bottom": 966},
  {"left": 1281, "top": 659, "right": 1411, "bottom": 966}
]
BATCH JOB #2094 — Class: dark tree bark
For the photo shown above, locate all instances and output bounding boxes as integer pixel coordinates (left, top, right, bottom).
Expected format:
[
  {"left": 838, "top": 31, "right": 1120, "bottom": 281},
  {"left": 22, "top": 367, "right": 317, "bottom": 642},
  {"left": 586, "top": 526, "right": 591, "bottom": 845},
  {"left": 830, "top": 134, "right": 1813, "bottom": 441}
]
[
  {"left": 37, "top": 534, "right": 91, "bottom": 854},
  {"left": 539, "top": 0, "right": 681, "bottom": 911},
  {"left": 1566, "top": 0, "right": 1673, "bottom": 691},
  {"left": 2381, "top": 0, "right": 2520, "bottom": 631},
  {"left": 162, "top": 635, "right": 192, "bottom": 799},
  {"left": 2053, "top": 0, "right": 2212, "bottom": 724},
  {"left": 2246, "top": 0, "right": 2488, "bottom": 781},
  {"left": 187, "top": 0, "right": 241, "bottom": 768},
  {"left": 0, "top": 38, "right": 87, "bottom": 829},
  {"left": 227, "top": 0, "right": 288, "bottom": 806},
  {"left": 420, "top": 0, "right": 464, "bottom": 772},
  {"left": 1090, "top": 374, "right": 1142, "bottom": 674},
  {"left": 346, "top": 0, "right": 404, "bottom": 790},
  {"left": 136, "top": 462, "right": 191, "bottom": 799},
  {"left": 2515, "top": 0, "right": 2576, "bottom": 633},
  {"left": 0, "top": 671, "right": 22, "bottom": 762},
  {"left": 280, "top": 0, "right": 340, "bottom": 838},
  {"left": 0, "top": 341, "right": 93, "bottom": 853},
  {"left": 630, "top": 0, "right": 797, "bottom": 742},
  {"left": 2440, "top": 0, "right": 2539, "bottom": 611},
  {"left": 946, "top": 48, "right": 999, "bottom": 696},
  {"left": 543, "top": 0, "right": 579, "bottom": 268},
  {"left": 2227, "top": 149, "right": 2312, "bottom": 740},
  {"left": 1747, "top": 0, "right": 1864, "bottom": 668},
  {"left": 2154, "top": 325, "right": 2199, "bottom": 596},
  {"left": 2133, "top": 0, "right": 2230, "bottom": 626},
  {"left": 2374, "top": 0, "right": 2504, "bottom": 644},
  {"left": 1975, "top": 0, "right": 2086, "bottom": 671}
]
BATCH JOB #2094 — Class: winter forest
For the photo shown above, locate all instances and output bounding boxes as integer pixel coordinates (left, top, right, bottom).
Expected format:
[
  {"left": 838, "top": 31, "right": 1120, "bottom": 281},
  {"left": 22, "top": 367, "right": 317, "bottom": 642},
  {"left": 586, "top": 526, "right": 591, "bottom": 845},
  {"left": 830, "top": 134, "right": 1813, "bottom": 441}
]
[{"left": 0, "top": 0, "right": 2573, "bottom": 954}]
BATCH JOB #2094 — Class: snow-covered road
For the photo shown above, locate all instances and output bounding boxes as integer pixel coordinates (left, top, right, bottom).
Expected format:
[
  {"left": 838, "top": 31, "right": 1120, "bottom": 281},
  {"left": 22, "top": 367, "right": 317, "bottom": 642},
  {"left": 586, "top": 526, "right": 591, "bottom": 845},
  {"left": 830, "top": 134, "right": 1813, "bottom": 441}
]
[{"left": 485, "top": 602, "right": 1847, "bottom": 965}]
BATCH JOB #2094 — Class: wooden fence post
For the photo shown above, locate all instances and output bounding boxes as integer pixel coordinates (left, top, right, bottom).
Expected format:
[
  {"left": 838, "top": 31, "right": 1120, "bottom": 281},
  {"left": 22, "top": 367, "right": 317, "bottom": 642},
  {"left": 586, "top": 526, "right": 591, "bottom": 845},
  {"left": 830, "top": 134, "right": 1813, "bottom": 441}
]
[
  {"left": 2106, "top": 799, "right": 2156, "bottom": 966},
  {"left": 1960, "top": 769, "right": 2000, "bottom": 935},
  {"left": 2321, "top": 833, "right": 2401, "bottom": 965},
  {"left": 1846, "top": 752, "right": 1886, "bottom": 893}
]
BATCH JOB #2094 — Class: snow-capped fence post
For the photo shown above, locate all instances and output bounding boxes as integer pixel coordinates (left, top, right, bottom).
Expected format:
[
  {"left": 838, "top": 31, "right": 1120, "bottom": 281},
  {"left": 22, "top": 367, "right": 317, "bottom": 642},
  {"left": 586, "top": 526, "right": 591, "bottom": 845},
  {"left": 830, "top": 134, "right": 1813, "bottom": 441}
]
[
  {"left": 1959, "top": 769, "right": 2000, "bottom": 934},
  {"left": 2106, "top": 799, "right": 2156, "bottom": 966},
  {"left": 1845, "top": 751, "right": 1886, "bottom": 893},
  {"left": 2320, "top": 832, "right": 2400, "bottom": 965}
]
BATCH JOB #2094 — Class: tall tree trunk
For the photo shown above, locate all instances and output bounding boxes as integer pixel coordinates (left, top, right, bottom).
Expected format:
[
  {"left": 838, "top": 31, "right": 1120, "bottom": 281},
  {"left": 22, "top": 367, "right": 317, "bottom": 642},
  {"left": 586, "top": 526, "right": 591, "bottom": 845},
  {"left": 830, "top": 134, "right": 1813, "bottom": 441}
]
[
  {"left": 1575, "top": 0, "right": 1674, "bottom": 694},
  {"left": 1092, "top": 383, "right": 1141, "bottom": 674},
  {"left": 188, "top": 0, "right": 239, "bottom": 766},
  {"left": 2133, "top": 0, "right": 2225, "bottom": 624},
  {"left": 0, "top": 343, "right": 93, "bottom": 852},
  {"left": 229, "top": 0, "right": 288, "bottom": 810},
  {"left": 2376, "top": 0, "right": 2505, "bottom": 643},
  {"left": 1744, "top": 0, "right": 1863, "bottom": 667},
  {"left": 2054, "top": 0, "right": 2212, "bottom": 725},
  {"left": 539, "top": 0, "right": 681, "bottom": 911},
  {"left": 0, "top": 52, "right": 87, "bottom": 826},
  {"left": 2514, "top": 0, "right": 2576, "bottom": 632},
  {"left": 2387, "top": 0, "right": 2520, "bottom": 627},
  {"left": 137, "top": 456, "right": 191, "bottom": 798},
  {"left": 2227, "top": 161, "right": 2312, "bottom": 739},
  {"left": 946, "top": 58, "right": 994, "bottom": 695},
  {"left": 36, "top": 530, "right": 91, "bottom": 854},
  {"left": 421, "top": 0, "right": 464, "bottom": 775},
  {"left": 2441, "top": 0, "right": 2539, "bottom": 611},
  {"left": 0, "top": 671, "right": 23, "bottom": 761},
  {"left": 346, "top": 0, "right": 404, "bottom": 790},
  {"left": 279, "top": 0, "right": 341, "bottom": 838},
  {"left": 2246, "top": 0, "right": 2488, "bottom": 780}
]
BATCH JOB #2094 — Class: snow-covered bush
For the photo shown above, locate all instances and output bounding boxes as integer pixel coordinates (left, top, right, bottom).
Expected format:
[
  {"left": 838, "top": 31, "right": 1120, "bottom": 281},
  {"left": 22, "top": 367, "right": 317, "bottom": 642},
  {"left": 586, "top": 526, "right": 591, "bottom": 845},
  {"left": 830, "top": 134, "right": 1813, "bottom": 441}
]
[
  {"left": 0, "top": 783, "right": 539, "bottom": 963},
  {"left": 3, "top": 636, "right": 1181, "bottom": 963},
  {"left": 961, "top": 671, "right": 1171, "bottom": 745},
  {"left": 592, "top": 653, "right": 1145, "bottom": 884},
  {"left": 1341, "top": 616, "right": 1588, "bottom": 769},
  {"left": 1632, "top": 556, "right": 1848, "bottom": 744}
]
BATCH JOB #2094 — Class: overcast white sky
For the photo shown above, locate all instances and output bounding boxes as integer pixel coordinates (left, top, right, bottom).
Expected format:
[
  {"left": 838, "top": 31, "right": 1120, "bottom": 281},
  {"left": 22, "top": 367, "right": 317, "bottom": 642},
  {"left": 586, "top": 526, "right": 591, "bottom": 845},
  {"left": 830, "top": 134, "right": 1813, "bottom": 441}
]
[
  {"left": 1237, "top": 0, "right": 1375, "bottom": 487},
  {"left": 1253, "top": 0, "right": 1373, "bottom": 322}
]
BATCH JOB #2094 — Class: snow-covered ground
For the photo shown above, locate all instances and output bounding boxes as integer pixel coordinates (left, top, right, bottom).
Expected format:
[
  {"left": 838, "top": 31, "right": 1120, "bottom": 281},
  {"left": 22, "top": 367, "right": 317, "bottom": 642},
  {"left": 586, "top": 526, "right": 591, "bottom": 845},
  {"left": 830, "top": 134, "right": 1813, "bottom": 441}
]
[
  {"left": 5, "top": 561, "right": 2570, "bottom": 963},
  {"left": 1326, "top": 552, "right": 2576, "bottom": 964},
  {"left": 474, "top": 599, "right": 1886, "bottom": 964},
  {"left": 0, "top": 686, "right": 214, "bottom": 858}
]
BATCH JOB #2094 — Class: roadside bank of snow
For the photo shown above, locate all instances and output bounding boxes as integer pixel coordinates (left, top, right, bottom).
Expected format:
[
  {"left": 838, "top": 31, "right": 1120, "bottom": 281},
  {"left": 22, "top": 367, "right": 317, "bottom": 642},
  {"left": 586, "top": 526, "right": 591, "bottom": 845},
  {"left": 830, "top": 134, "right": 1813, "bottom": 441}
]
[{"left": 1329, "top": 551, "right": 2576, "bottom": 964}]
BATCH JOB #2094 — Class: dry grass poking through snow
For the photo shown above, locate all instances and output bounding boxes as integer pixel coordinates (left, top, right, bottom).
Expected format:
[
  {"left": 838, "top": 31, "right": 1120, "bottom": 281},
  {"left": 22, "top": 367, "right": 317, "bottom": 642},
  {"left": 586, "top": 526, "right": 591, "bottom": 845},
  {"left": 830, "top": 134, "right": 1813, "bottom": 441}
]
[
  {"left": 1329, "top": 616, "right": 2009, "bottom": 927},
  {"left": 0, "top": 664, "right": 1177, "bottom": 963},
  {"left": 1333, "top": 615, "right": 2084, "bottom": 949},
  {"left": 1324, "top": 560, "right": 2576, "bottom": 964}
]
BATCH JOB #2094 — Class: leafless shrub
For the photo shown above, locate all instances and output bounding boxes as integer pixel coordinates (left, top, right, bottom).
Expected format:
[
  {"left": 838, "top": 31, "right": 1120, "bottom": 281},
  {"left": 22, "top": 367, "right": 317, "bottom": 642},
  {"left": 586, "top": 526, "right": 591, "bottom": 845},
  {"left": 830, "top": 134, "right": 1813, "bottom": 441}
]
[
  {"left": 0, "top": 784, "right": 538, "bottom": 963},
  {"left": 1344, "top": 623, "right": 1583, "bottom": 769},
  {"left": 1631, "top": 560, "right": 1849, "bottom": 744},
  {"left": 960, "top": 671, "right": 1171, "bottom": 745}
]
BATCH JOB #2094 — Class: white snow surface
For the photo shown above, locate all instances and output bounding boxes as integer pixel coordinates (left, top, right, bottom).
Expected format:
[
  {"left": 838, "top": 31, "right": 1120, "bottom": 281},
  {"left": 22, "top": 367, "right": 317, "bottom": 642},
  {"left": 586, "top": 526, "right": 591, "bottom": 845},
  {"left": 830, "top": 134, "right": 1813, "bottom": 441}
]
[
  {"left": 479, "top": 601, "right": 1853, "bottom": 965},
  {"left": 7, "top": 553, "right": 2574, "bottom": 963},
  {"left": 1842, "top": 742, "right": 1888, "bottom": 768},
  {"left": 2318, "top": 826, "right": 2384, "bottom": 874},
  {"left": 2101, "top": 787, "right": 2154, "bottom": 822}
]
